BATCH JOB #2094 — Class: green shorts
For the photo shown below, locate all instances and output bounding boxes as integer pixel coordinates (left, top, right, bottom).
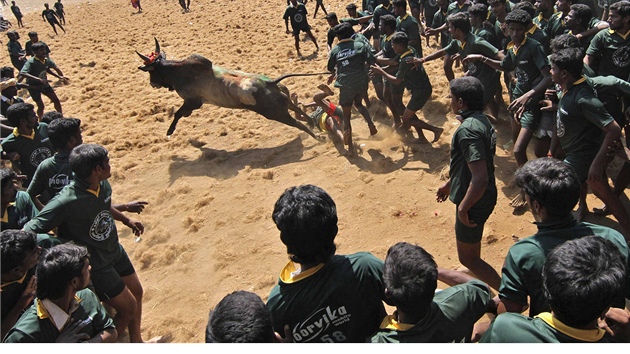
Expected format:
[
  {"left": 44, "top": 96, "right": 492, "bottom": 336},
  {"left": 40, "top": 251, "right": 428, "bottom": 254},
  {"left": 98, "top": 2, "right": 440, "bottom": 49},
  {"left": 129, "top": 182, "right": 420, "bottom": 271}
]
[
  {"left": 564, "top": 152, "right": 597, "bottom": 184},
  {"left": 478, "top": 73, "right": 500, "bottom": 105},
  {"left": 518, "top": 97, "right": 543, "bottom": 131},
  {"left": 339, "top": 81, "right": 368, "bottom": 107},
  {"left": 90, "top": 246, "right": 136, "bottom": 301},
  {"left": 387, "top": 80, "right": 405, "bottom": 95},
  {"left": 407, "top": 85, "right": 432, "bottom": 111},
  {"left": 454, "top": 198, "right": 495, "bottom": 244},
  {"left": 27, "top": 86, "right": 54, "bottom": 102}
]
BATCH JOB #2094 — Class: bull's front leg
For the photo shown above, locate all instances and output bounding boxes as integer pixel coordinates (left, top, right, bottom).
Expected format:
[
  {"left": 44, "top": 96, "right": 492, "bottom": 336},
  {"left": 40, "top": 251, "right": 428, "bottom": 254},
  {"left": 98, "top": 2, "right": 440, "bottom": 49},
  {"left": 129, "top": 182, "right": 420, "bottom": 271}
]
[{"left": 167, "top": 99, "right": 203, "bottom": 136}]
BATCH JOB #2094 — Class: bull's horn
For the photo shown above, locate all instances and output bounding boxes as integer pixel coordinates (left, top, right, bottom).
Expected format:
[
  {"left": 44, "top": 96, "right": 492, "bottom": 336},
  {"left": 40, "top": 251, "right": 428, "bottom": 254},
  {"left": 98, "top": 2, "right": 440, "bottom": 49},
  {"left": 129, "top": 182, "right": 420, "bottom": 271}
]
[
  {"left": 136, "top": 50, "right": 151, "bottom": 63},
  {"left": 154, "top": 37, "right": 160, "bottom": 54}
]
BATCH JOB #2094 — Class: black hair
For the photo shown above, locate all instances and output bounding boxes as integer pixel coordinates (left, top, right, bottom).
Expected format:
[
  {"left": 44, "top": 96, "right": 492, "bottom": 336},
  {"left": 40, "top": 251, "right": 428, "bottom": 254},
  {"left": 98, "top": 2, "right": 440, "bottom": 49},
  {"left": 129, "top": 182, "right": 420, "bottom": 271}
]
[
  {"left": 514, "top": 157, "right": 581, "bottom": 218},
  {"left": 543, "top": 236, "right": 625, "bottom": 328},
  {"left": 27, "top": 31, "right": 38, "bottom": 38},
  {"left": 383, "top": 242, "right": 438, "bottom": 318},
  {"left": 569, "top": 4, "right": 592, "bottom": 27},
  {"left": 1, "top": 229, "right": 38, "bottom": 274},
  {"left": 449, "top": 76, "right": 486, "bottom": 111},
  {"left": 393, "top": 0, "right": 407, "bottom": 9},
  {"left": 391, "top": 31, "right": 410, "bottom": 46},
  {"left": 380, "top": 14, "right": 397, "bottom": 31},
  {"left": 36, "top": 243, "right": 90, "bottom": 299},
  {"left": 0, "top": 66, "right": 15, "bottom": 79},
  {"left": 550, "top": 33, "right": 580, "bottom": 52},
  {"left": 610, "top": 0, "right": 630, "bottom": 17},
  {"left": 40, "top": 111, "right": 64, "bottom": 124},
  {"left": 325, "top": 12, "right": 338, "bottom": 21},
  {"left": 69, "top": 143, "right": 108, "bottom": 179},
  {"left": 272, "top": 185, "right": 338, "bottom": 265},
  {"left": 31, "top": 42, "right": 47, "bottom": 52},
  {"left": 469, "top": 3, "right": 489, "bottom": 19},
  {"left": 1, "top": 167, "right": 17, "bottom": 190},
  {"left": 513, "top": 1, "right": 536, "bottom": 19},
  {"left": 346, "top": 3, "right": 357, "bottom": 10},
  {"left": 48, "top": 117, "right": 81, "bottom": 150},
  {"left": 447, "top": 12, "right": 472, "bottom": 34},
  {"left": 6, "top": 102, "right": 35, "bottom": 127},
  {"left": 550, "top": 47, "right": 584, "bottom": 79},
  {"left": 505, "top": 9, "right": 531, "bottom": 26},
  {"left": 206, "top": 290, "right": 275, "bottom": 343},
  {"left": 334, "top": 21, "right": 355, "bottom": 39}
]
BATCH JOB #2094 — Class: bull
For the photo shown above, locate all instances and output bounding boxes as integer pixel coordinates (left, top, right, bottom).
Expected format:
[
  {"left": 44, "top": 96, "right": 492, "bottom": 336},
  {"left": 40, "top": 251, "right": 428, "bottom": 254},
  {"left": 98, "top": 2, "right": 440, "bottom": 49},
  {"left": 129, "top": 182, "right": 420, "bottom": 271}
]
[{"left": 136, "top": 38, "right": 323, "bottom": 139}]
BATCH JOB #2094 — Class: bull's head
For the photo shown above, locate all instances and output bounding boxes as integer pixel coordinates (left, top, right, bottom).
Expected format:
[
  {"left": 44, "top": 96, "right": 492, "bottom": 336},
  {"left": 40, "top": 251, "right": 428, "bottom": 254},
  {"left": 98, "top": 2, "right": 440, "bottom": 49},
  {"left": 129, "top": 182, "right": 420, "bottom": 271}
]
[{"left": 137, "top": 37, "right": 165, "bottom": 71}]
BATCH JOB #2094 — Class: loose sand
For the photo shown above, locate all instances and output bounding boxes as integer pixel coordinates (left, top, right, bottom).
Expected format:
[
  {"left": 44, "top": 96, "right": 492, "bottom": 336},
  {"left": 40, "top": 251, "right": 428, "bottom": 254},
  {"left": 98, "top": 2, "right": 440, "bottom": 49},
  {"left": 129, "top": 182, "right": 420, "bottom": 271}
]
[{"left": 2, "top": 0, "right": 628, "bottom": 343}]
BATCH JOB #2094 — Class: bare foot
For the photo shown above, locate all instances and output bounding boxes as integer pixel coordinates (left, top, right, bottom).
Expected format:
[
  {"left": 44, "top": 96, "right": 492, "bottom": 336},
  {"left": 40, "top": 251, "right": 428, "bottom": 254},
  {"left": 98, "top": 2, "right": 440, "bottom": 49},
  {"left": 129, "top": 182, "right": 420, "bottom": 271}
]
[
  {"left": 317, "top": 84, "right": 334, "bottom": 96},
  {"left": 343, "top": 129, "right": 352, "bottom": 145},
  {"left": 432, "top": 127, "right": 444, "bottom": 143},
  {"left": 509, "top": 193, "right": 527, "bottom": 208},
  {"left": 369, "top": 124, "right": 378, "bottom": 136}
]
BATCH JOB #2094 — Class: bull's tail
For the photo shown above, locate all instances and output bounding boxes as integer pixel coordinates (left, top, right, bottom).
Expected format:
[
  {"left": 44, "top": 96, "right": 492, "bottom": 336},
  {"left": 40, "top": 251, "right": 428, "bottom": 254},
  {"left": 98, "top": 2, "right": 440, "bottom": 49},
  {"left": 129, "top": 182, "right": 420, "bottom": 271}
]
[{"left": 270, "top": 72, "right": 331, "bottom": 85}]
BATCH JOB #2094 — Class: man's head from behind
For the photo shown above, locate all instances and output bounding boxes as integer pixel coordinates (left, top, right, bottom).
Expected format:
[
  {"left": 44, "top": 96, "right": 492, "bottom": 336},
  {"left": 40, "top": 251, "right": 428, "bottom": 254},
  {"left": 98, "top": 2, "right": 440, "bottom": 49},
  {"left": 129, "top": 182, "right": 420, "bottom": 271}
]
[
  {"left": 48, "top": 117, "right": 82, "bottom": 151},
  {"left": 272, "top": 184, "right": 338, "bottom": 265},
  {"left": 384, "top": 242, "right": 438, "bottom": 318},
  {"left": 1, "top": 230, "right": 40, "bottom": 281},
  {"left": 36, "top": 243, "right": 90, "bottom": 300},
  {"left": 206, "top": 290, "right": 277, "bottom": 343},
  {"left": 543, "top": 236, "right": 625, "bottom": 328},
  {"left": 334, "top": 21, "right": 355, "bottom": 40},
  {"left": 69, "top": 143, "right": 109, "bottom": 180},
  {"left": 515, "top": 157, "right": 580, "bottom": 220},
  {"left": 41, "top": 110, "right": 63, "bottom": 124},
  {"left": 380, "top": 14, "right": 397, "bottom": 33},
  {"left": 550, "top": 33, "right": 580, "bottom": 53}
]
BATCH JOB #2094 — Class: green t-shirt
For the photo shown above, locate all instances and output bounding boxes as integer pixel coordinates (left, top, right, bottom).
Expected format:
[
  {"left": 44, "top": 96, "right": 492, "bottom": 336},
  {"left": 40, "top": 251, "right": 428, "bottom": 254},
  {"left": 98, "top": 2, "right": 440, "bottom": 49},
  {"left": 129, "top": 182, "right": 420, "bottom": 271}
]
[
  {"left": 448, "top": 111, "right": 497, "bottom": 206},
  {"left": 369, "top": 280, "right": 491, "bottom": 343},
  {"left": 393, "top": 47, "right": 430, "bottom": 91},
  {"left": 20, "top": 56, "right": 58, "bottom": 87},
  {"left": 0, "top": 123, "right": 54, "bottom": 186},
  {"left": 555, "top": 78, "right": 614, "bottom": 158},
  {"left": 1, "top": 268, "right": 35, "bottom": 325},
  {"left": 396, "top": 13, "right": 422, "bottom": 56},
  {"left": 363, "top": 0, "right": 379, "bottom": 13},
  {"left": 527, "top": 26, "right": 550, "bottom": 55},
  {"left": 473, "top": 25, "right": 499, "bottom": 49},
  {"left": 587, "top": 75, "right": 630, "bottom": 98},
  {"left": 533, "top": 11, "right": 552, "bottom": 32},
  {"left": 432, "top": 9, "right": 451, "bottom": 48},
  {"left": 327, "top": 38, "right": 375, "bottom": 89},
  {"left": 283, "top": 3, "right": 309, "bottom": 30},
  {"left": 444, "top": 33, "right": 500, "bottom": 86},
  {"left": 267, "top": 252, "right": 387, "bottom": 343},
  {"left": 3, "top": 288, "right": 115, "bottom": 343},
  {"left": 545, "top": 12, "right": 566, "bottom": 40},
  {"left": 447, "top": 0, "right": 471, "bottom": 15},
  {"left": 586, "top": 28, "right": 630, "bottom": 80},
  {"left": 1, "top": 190, "right": 38, "bottom": 230},
  {"left": 371, "top": 3, "right": 394, "bottom": 32},
  {"left": 26, "top": 151, "right": 72, "bottom": 202},
  {"left": 499, "top": 215, "right": 629, "bottom": 317},
  {"left": 24, "top": 178, "right": 122, "bottom": 271},
  {"left": 500, "top": 37, "right": 549, "bottom": 99},
  {"left": 479, "top": 312, "right": 613, "bottom": 343}
]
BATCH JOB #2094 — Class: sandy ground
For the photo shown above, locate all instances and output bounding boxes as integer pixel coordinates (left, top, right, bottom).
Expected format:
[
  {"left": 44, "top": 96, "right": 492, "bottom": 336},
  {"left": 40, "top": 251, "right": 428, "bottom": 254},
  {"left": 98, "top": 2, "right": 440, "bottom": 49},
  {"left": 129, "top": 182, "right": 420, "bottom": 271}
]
[{"left": 2, "top": 0, "right": 629, "bottom": 343}]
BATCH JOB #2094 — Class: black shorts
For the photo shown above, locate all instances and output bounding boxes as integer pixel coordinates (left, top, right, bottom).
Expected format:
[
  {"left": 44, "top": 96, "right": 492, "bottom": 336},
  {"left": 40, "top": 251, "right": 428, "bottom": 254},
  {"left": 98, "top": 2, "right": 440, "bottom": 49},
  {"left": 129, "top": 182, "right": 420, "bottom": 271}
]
[
  {"left": 27, "top": 85, "right": 54, "bottom": 102},
  {"left": 90, "top": 247, "right": 136, "bottom": 301},
  {"left": 455, "top": 198, "right": 496, "bottom": 244},
  {"left": 292, "top": 26, "right": 311, "bottom": 36}
]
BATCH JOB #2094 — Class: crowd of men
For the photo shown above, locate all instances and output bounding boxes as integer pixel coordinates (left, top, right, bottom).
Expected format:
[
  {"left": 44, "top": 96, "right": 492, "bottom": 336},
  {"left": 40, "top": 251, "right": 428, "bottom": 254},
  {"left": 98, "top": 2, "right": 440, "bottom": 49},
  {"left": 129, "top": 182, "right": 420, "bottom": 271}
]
[{"left": 1, "top": 0, "right": 630, "bottom": 344}]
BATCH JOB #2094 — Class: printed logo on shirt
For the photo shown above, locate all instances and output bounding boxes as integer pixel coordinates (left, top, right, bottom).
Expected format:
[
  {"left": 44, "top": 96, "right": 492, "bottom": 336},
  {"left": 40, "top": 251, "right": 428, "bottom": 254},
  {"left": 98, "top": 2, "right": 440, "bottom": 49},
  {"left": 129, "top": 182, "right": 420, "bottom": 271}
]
[
  {"left": 556, "top": 111, "right": 566, "bottom": 137},
  {"left": 467, "top": 62, "right": 477, "bottom": 75},
  {"left": 514, "top": 67, "right": 529, "bottom": 85},
  {"left": 90, "top": 210, "right": 113, "bottom": 241},
  {"left": 291, "top": 305, "right": 350, "bottom": 342},
  {"left": 48, "top": 173, "right": 70, "bottom": 189},
  {"left": 336, "top": 48, "right": 357, "bottom": 61},
  {"left": 294, "top": 13, "right": 304, "bottom": 23},
  {"left": 612, "top": 46, "right": 630, "bottom": 68},
  {"left": 30, "top": 147, "right": 53, "bottom": 167}
]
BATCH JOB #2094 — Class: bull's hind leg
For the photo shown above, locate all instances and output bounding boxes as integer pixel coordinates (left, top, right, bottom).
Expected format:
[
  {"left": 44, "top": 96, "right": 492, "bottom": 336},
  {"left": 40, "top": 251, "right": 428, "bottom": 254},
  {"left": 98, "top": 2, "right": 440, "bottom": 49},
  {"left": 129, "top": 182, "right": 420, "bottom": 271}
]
[{"left": 168, "top": 99, "right": 203, "bottom": 136}]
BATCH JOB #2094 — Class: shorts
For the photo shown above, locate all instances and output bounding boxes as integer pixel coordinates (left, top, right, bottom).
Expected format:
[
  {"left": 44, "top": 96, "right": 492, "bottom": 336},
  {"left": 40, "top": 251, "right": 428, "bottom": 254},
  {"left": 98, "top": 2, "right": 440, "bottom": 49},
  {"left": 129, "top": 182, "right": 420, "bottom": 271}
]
[
  {"left": 338, "top": 81, "right": 368, "bottom": 107},
  {"left": 90, "top": 247, "right": 136, "bottom": 301},
  {"left": 27, "top": 86, "right": 54, "bottom": 102},
  {"left": 292, "top": 26, "right": 310, "bottom": 36},
  {"left": 455, "top": 199, "right": 496, "bottom": 244},
  {"left": 564, "top": 151, "right": 597, "bottom": 184},
  {"left": 407, "top": 85, "right": 432, "bottom": 111},
  {"left": 387, "top": 80, "right": 405, "bottom": 95},
  {"left": 371, "top": 74, "right": 383, "bottom": 86},
  {"left": 518, "top": 97, "right": 543, "bottom": 131},
  {"left": 533, "top": 111, "right": 554, "bottom": 139},
  {"left": 479, "top": 73, "right": 499, "bottom": 105}
]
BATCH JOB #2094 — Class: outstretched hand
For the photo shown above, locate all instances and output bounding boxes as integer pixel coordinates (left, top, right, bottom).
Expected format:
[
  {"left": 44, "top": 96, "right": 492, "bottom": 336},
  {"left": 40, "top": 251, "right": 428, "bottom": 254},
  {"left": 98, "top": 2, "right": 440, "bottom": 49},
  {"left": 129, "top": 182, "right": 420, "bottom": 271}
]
[{"left": 125, "top": 201, "right": 149, "bottom": 214}]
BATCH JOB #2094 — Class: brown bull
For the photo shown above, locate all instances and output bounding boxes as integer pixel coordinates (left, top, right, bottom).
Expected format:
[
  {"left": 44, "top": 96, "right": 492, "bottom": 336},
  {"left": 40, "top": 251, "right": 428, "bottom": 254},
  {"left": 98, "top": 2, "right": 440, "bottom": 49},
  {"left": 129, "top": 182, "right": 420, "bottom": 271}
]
[{"left": 136, "top": 38, "right": 323, "bottom": 139}]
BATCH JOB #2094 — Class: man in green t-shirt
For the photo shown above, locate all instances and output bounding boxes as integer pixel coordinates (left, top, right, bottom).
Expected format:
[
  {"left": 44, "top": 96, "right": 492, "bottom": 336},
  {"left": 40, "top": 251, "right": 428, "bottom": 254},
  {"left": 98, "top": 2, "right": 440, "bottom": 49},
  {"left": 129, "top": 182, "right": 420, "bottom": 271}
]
[
  {"left": 481, "top": 236, "right": 627, "bottom": 343},
  {"left": 3, "top": 243, "right": 117, "bottom": 343},
  {"left": 370, "top": 32, "right": 443, "bottom": 144},
  {"left": 369, "top": 241, "right": 494, "bottom": 343},
  {"left": 23, "top": 144, "right": 161, "bottom": 343},
  {"left": 550, "top": 48, "right": 630, "bottom": 238},
  {"left": 267, "top": 184, "right": 389, "bottom": 342},
  {"left": 327, "top": 21, "right": 377, "bottom": 156},
  {"left": 283, "top": 0, "right": 319, "bottom": 57},
  {"left": 436, "top": 76, "right": 501, "bottom": 291}
]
